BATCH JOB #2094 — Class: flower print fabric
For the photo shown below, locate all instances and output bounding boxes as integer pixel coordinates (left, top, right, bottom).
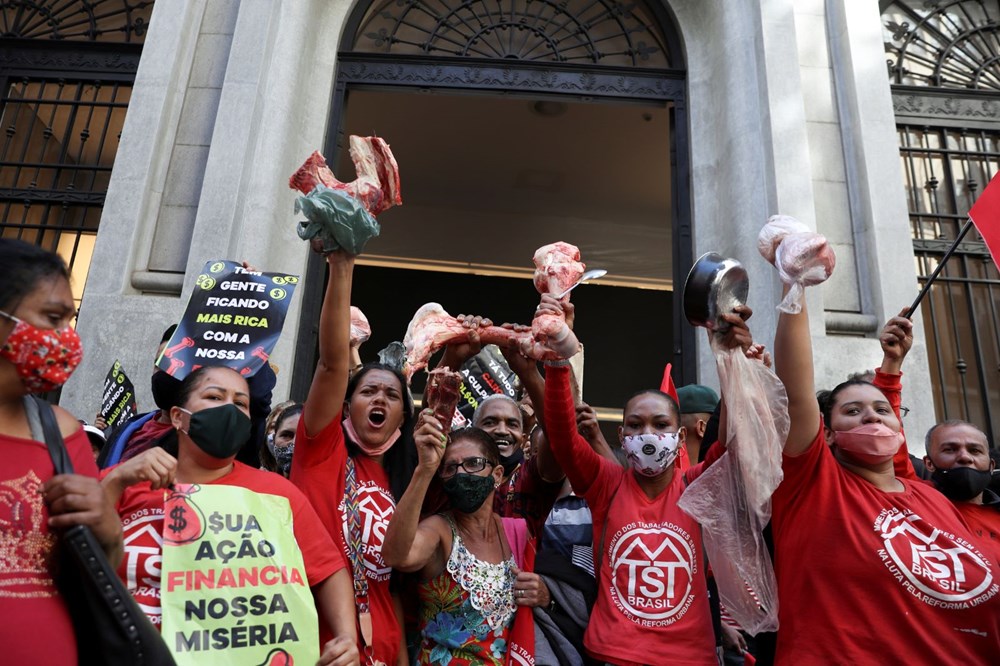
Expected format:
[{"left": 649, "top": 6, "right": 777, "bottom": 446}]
[{"left": 415, "top": 516, "right": 516, "bottom": 665}]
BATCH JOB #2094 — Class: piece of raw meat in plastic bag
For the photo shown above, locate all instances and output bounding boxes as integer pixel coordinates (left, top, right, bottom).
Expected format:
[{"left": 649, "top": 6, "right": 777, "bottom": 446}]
[
  {"left": 678, "top": 336, "right": 789, "bottom": 635},
  {"left": 757, "top": 215, "right": 836, "bottom": 314},
  {"left": 756, "top": 215, "right": 809, "bottom": 265},
  {"left": 350, "top": 306, "right": 371, "bottom": 347}
]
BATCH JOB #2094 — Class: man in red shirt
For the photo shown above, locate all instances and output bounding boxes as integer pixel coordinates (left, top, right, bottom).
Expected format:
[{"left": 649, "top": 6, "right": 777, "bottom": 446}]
[{"left": 923, "top": 421, "right": 999, "bottom": 558}]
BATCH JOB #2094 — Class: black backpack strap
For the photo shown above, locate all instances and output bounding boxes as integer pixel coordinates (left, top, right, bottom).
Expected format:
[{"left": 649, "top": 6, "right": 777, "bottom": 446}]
[{"left": 24, "top": 395, "right": 75, "bottom": 475}]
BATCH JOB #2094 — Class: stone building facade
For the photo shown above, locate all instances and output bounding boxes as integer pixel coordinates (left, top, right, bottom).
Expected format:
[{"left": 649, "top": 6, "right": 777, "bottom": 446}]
[{"left": 4, "top": 1, "right": 997, "bottom": 448}]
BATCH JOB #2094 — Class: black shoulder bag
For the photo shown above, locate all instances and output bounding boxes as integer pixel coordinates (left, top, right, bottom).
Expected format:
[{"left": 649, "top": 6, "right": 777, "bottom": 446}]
[{"left": 24, "top": 395, "right": 176, "bottom": 666}]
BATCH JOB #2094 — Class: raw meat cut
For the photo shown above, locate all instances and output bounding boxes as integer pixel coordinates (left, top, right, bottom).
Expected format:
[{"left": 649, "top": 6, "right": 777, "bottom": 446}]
[
  {"left": 424, "top": 368, "right": 462, "bottom": 433},
  {"left": 533, "top": 241, "right": 585, "bottom": 294},
  {"left": 288, "top": 135, "right": 401, "bottom": 216},
  {"left": 350, "top": 306, "right": 371, "bottom": 347},
  {"left": 757, "top": 215, "right": 836, "bottom": 314},
  {"left": 756, "top": 215, "right": 808, "bottom": 265},
  {"left": 402, "top": 242, "right": 585, "bottom": 379},
  {"left": 402, "top": 303, "right": 579, "bottom": 379}
]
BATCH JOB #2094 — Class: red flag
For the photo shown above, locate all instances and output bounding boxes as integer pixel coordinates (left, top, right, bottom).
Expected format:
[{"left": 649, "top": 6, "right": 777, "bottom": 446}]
[
  {"left": 969, "top": 171, "right": 1000, "bottom": 267},
  {"left": 660, "top": 362, "right": 679, "bottom": 405},
  {"left": 660, "top": 364, "right": 689, "bottom": 470}
]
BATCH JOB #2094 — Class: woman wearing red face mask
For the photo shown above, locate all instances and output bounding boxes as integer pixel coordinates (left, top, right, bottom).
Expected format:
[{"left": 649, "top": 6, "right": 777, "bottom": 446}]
[
  {"left": 291, "top": 250, "right": 416, "bottom": 666},
  {"left": 0, "top": 239, "right": 124, "bottom": 665},
  {"left": 770, "top": 287, "right": 1000, "bottom": 663}
]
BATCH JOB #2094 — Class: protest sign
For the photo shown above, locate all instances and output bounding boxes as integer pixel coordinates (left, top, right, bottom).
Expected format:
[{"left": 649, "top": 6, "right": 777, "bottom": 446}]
[
  {"left": 161, "top": 484, "right": 319, "bottom": 666},
  {"left": 451, "top": 345, "right": 519, "bottom": 428},
  {"left": 100, "top": 360, "right": 137, "bottom": 431},
  {"left": 157, "top": 260, "right": 299, "bottom": 380}
]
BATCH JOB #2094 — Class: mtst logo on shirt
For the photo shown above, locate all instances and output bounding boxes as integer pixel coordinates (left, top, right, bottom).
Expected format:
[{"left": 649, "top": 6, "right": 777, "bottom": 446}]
[
  {"left": 121, "top": 511, "right": 164, "bottom": 622},
  {"left": 875, "top": 508, "right": 998, "bottom": 608},
  {"left": 607, "top": 521, "right": 697, "bottom": 625},
  {"left": 339, "top": 482, "right": 395, "bottom": 581}
]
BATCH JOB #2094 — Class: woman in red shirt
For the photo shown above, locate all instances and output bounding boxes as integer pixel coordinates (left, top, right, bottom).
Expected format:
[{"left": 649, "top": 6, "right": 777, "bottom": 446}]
[
  {"left": 769, "top": 286, "right": 1000, "bottom": 663},
  {"left": 540, "top": 295, "right": 752, "bottom": 665},
  {"left": 102, "top": 365, "right": 359, "bottom": 665},
  {"left": 291, "top": 249, "right": 415, "bottom": 664},
  {"left": 0, "top": 239, "right": 124, "bottom": 666}
]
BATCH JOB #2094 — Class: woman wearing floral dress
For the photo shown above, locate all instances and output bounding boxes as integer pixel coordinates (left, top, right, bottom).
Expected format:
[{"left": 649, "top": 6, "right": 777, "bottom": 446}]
[{"left": 383, "top": 422, "right": 548, "bottom": 664}]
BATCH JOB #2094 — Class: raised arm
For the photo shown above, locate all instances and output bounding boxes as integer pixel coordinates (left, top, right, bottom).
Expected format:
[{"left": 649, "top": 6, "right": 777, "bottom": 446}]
[
  {"left": 543, "top": 363, "right": 609, "bottom": 496},
  {"left": 381, "top": 411, "right": 446, "bottom": 573},
  {"left": 875, "top": 308, "right": 915, "bottom": 479},
  {"left": 774, "top": 288, "right": 821, "bottom": 456},
  {"left": 303, "top": 251, "right": 355, "bottom": 436}
]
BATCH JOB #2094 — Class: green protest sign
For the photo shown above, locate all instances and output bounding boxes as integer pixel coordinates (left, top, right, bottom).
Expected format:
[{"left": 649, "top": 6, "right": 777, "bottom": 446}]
[{"left": 161, "top": 484, "right": 318, "bottom": 666}]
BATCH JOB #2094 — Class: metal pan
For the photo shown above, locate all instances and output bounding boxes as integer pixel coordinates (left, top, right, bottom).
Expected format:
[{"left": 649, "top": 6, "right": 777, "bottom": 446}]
[{"left": 683, "top": 252, "right": 749, "bottom": 331}]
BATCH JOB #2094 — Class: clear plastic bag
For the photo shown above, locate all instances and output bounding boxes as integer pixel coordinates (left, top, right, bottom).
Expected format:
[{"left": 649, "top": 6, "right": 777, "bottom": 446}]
[
  {"left": 677, "top": 337, "right": 789, "bottom": 634},
  {"left": 350, "top": 306, "right": 371, "bottom": 347},
  {"left": 757, "top": 215, "right": 836, "bottom": 314}
]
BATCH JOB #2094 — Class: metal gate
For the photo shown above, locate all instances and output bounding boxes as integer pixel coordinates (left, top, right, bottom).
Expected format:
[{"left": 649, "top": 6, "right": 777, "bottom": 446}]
[
  {"left": 0, "top": 0, "right": 152, "bottom": 307},
  {"left": 883, "top": 0, "right": 1000, "bottom": 442}
]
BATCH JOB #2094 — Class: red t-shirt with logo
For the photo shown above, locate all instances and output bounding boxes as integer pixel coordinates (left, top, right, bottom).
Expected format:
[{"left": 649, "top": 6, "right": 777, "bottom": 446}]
[
  {"left": 107, "top": 461, "right": 343, "bottom": 629},
  {"left": 0, "top": 428, "right": 99, "bottom": 666},
  {"left": 960, "top": 502, "right": 1000, "bottom": 562},
  {"left": 291, "top": 414, "right": 401, "bottom": 663},
  {"left": 545, "top": 365, "right": 717, "bottom": 665},
  {"left": 772, "top": 420, "right": 1000, "bottom": 664}
]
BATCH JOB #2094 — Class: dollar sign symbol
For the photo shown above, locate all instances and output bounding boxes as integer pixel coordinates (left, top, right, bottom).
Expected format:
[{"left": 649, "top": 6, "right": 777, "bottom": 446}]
[{"left": 169, "top": 505, "right": 188, "bottom": 534}]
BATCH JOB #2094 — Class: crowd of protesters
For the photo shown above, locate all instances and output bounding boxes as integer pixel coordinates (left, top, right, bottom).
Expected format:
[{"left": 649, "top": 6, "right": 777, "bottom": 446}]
[{"left": 1, "top": 234, "right": 998, "bottom": 666}]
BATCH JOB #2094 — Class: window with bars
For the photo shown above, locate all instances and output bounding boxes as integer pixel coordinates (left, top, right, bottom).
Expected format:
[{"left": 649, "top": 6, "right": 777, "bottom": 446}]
[
  {"left": 883, "top": 0, "right": 1000, "bottom": 443},
  {"left": 0, "top": 0, "right": 152, "bottom": 309}
]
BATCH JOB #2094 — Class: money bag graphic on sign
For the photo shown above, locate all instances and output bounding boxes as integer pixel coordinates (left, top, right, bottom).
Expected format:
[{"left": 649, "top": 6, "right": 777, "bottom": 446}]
[{"left": 164, "top": 485, "right": 206, "bottom": 545}]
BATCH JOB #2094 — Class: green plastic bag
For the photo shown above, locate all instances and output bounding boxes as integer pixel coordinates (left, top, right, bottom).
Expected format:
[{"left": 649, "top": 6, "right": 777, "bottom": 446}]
[{"left": 294, "top": 185, "right": 380, "bottom": 255}]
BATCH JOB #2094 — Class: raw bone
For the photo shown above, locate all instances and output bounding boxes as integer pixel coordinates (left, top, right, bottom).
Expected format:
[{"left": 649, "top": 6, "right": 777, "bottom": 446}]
[
  {"left": 350, "top": 306, "right": 371, "bottom": 347},
  {"left": 402, "top": 303, "right": 579, "bottom": 380},
  {"left": 288, "top": 136, "right": 402, "bottom": 216},
  {"left": 402, "top": 242, "right": 585, "bottom": 379},
  {"left": 532, "top": 241, "right": 585, "bottom": 294}
]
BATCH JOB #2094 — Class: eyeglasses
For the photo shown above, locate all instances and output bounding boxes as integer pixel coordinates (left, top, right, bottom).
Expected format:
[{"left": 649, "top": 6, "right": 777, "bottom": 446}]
[
  {"left": 900, "top": 406, "right": 911, "bottom": 418},
  {"left": 439, "top": 456, "right": 492, "bottom": 479}
]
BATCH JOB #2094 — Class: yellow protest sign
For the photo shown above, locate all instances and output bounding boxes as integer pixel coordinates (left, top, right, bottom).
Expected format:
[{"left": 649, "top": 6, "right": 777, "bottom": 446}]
[{"left": 161, "top": 484, "right": 319, "bottom": 666}]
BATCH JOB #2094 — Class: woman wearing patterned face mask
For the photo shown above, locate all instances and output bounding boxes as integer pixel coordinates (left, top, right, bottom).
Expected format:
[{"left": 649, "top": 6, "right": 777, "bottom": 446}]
[
  {"left": 261, "top": 402, "right": 302, "bottom": 477},
  {"left": 101, "top": 366, "right": 359, "bottom": 665},
  {"left": 539, "top": 294, "right": 755, "bottom": 665},
  {"left": 382, "top": 423, "right": 546, "bottom": 665},
  {"left": 0, "top": 239, "right": 124, "bottom": 666}
]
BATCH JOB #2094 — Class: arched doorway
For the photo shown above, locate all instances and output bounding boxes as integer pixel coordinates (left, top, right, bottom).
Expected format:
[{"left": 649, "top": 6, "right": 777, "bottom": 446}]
[{"left": 293, "top": 0, "right": 690, "bottom": 422}]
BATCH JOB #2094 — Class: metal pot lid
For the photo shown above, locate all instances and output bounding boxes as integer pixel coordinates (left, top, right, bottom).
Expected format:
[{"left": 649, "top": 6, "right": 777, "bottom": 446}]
[{"left": 683, "top": 252, "right": 749, "bottom": 331}]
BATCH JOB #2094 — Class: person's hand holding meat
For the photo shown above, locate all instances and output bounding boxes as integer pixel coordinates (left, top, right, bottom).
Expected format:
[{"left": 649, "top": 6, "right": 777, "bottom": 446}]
[
  {"left": 438, "top": 314, "right": 491, "bottom": 370},
  {"left": 523, "top": 294, "right": 579, "bottom": 360},
  {"left": 413, "top": 409, "right": 447, "bottom": 474}
]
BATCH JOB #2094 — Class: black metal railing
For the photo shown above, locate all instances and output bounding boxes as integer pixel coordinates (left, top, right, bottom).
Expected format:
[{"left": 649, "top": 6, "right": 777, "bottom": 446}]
[{"left": 898, "top": 124, "right": 999, "bottom": 443}]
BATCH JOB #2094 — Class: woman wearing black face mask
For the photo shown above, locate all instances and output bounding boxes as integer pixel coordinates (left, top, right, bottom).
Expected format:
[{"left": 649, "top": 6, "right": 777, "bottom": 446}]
[
  {"left": 383, "top": 421, "right": 546, "bottom": 665},
  {"left": 101, "top": 366, "right": 359, "bottom": 665}
]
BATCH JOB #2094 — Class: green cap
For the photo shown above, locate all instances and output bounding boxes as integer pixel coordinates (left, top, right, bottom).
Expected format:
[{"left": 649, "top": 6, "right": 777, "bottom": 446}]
[{"left": 676, "top": 384, "right": 719, "bottom": 414}]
